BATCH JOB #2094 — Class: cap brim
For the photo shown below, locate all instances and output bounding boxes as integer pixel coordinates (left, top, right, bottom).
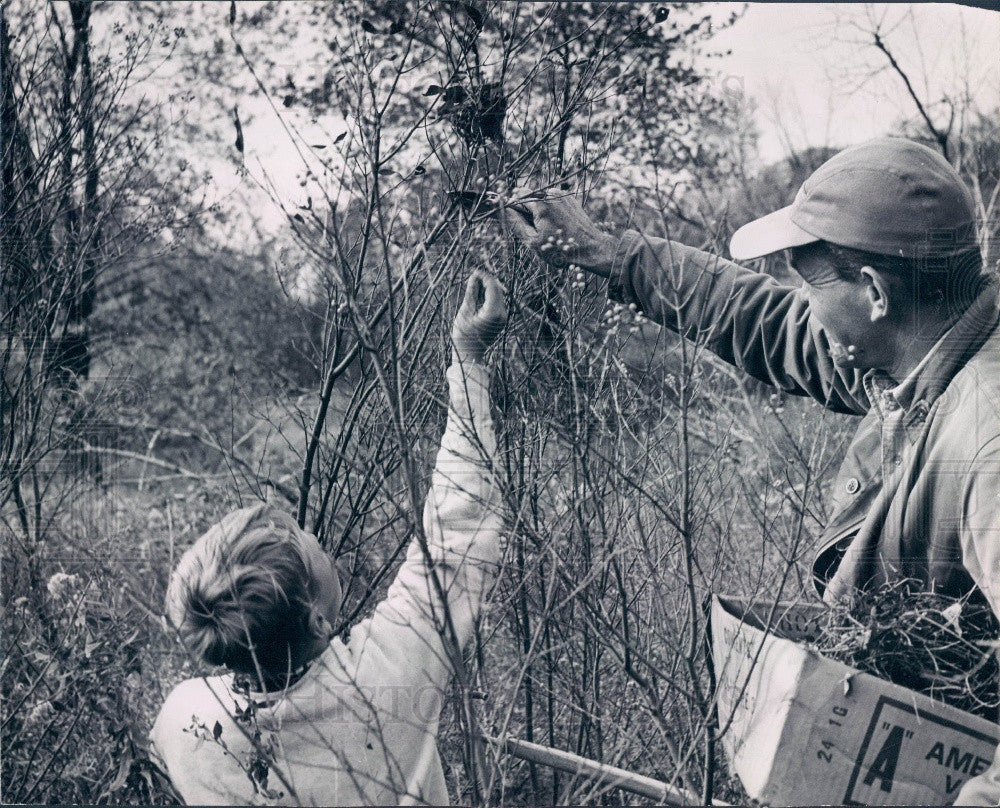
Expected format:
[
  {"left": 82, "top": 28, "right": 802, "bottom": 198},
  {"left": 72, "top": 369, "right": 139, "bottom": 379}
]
[{"left": 729, "top": 205, "right": 820, "bottom": 260}]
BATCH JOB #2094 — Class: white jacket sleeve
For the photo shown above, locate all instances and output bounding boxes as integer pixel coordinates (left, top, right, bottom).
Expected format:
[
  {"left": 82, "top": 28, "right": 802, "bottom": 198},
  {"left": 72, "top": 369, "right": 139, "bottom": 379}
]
[{"left": 345, "top": 360, "right": 504, "bottom": 686}]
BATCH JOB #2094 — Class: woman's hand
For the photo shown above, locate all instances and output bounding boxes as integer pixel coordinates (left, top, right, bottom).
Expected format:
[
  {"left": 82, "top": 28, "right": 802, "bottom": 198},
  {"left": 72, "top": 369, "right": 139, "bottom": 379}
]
[
  {"left": 504, "top": 193, "right": 618, "bottom": 277},
  {"left": 451, "top": 270, "right": 508, "bottom": 365}
]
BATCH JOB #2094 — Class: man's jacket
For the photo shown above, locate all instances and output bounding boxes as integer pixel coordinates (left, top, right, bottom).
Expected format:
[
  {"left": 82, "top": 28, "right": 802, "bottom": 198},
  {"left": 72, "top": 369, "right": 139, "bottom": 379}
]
[{"left": 607, "top": 230, "right": 1000, "bottom": 804}]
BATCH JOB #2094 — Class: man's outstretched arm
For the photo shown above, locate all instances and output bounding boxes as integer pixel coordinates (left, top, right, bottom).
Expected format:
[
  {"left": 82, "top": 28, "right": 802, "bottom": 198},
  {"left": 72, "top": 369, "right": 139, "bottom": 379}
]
[{"left": 507, "top": 196, "right": 869, "bottom": 416}]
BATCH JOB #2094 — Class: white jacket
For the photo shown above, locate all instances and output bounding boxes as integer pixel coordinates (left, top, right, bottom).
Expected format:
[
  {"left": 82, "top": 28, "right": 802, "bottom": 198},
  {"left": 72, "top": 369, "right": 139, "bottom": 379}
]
[{"left": 150, "top": 363, "right": 503, "bottom": 805}]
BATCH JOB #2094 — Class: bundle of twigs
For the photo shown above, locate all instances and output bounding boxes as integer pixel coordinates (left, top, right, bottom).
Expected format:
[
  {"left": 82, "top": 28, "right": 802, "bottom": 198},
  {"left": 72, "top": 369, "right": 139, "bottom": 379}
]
[{"left": 812, "top": 579, "right": 1000, "bottom": 720}]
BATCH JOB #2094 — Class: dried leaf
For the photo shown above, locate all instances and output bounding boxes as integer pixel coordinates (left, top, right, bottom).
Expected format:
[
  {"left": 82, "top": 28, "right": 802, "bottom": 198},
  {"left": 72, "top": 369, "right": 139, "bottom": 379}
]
[
  {"left": 212, "top": 720, "right": 223, "bottom": 740},
  {"left": 108, "top": 752, "right": 132, "bottom": 792},
  {"left": 233, "top": 106, "right": 244, "bottom": 154},
  {"left": 941, "top": 601, "right": 963, "bottom": 636}
]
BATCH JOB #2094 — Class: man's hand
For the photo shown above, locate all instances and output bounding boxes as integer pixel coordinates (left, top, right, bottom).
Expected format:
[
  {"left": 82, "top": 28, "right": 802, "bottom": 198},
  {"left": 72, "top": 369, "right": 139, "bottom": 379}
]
[
  {"left": 451, "top": 270, "right": 507, "bottom": 365},
  {"left": 504, "top": 194, "right": 618, "bottom": 277}
]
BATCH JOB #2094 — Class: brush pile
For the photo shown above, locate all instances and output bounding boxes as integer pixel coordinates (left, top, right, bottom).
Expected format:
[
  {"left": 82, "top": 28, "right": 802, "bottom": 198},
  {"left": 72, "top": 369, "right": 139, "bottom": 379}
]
[{"left": 812, "top": 579, "right": 1000, "bottom": 720}]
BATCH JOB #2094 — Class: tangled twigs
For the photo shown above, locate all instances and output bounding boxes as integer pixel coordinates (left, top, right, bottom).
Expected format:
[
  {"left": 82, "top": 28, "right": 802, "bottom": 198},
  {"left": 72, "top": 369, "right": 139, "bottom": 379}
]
[{"left": 813, "top": 579, "right": 1000, "bottom": 720}]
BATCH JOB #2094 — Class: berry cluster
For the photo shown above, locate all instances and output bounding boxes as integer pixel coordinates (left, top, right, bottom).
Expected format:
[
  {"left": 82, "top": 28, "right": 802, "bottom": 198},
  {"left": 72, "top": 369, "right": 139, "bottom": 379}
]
[
  {"left": 602, "top": 301, "right": 646, "bottom": 335},
  {"left": 539, "top": 232, "right": 577, "bottom": 268}
]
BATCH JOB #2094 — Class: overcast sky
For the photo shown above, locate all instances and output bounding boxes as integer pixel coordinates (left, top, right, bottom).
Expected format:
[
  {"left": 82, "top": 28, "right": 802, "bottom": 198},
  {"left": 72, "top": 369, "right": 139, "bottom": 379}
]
[
  {"left": 707, "top": 2, "right": 1000, "bottom": 163},
  {"left": 152, "top": 2, "right": 1000, "bottom": 241}
]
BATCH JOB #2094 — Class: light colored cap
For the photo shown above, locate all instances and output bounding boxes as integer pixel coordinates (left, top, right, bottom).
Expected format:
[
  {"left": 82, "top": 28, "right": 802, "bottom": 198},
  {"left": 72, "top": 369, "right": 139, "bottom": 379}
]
[{"left": 729, "top": 138, "right": 977, "bottom": 261}]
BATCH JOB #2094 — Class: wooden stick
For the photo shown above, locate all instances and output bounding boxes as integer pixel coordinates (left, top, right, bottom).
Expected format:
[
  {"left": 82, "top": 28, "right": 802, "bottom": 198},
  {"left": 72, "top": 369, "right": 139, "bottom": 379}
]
[{"left": 484, "top": 734, "right": 731, "bottom": 806}]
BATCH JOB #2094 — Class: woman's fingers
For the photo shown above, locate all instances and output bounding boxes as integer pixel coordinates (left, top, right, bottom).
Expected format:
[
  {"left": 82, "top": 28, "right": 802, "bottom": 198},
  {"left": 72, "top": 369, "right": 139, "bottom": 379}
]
[
  {"left": 461, "top": 273, "right": 483, "bottom": 316},
  {"left": 451, "top": 270, "right": 506, "bottom": 363},
  {"left": 480, "top": 274, "right": 507, "bottom": 322},
  {"left": 460, "top": 271, "right": 507, "bottom": 325}
]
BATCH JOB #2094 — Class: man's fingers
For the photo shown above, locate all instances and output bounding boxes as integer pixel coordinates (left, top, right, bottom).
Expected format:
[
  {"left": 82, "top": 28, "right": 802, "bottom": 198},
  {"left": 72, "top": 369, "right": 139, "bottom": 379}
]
[
  {"left": 509, "top": 203, "right": 535, "bottom": 227},
  {"left": 530, "top": 195, "right": 584, "bottom": 228},
  {"left": 503, "top": 205, "right": 537, "bottom": 243}
]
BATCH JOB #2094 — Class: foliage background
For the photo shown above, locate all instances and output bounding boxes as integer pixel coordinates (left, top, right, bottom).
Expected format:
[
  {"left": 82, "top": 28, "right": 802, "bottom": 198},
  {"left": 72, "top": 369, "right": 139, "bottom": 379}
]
[{"left": 2, "top": 1, "right": 998, "bottom": 804}]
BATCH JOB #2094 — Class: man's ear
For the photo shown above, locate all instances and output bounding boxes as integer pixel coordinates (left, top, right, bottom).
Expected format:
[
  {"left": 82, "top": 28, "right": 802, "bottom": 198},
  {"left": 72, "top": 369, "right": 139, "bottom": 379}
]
[{"left": 860, "top": 266, "right": 890, "bottom": 322}]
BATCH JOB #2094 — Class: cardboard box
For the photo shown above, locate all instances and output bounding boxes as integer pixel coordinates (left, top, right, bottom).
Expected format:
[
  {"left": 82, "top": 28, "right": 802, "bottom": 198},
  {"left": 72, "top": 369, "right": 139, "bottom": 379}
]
[{"left": 711, "top": 595, "right": 999, "bottom": 806}]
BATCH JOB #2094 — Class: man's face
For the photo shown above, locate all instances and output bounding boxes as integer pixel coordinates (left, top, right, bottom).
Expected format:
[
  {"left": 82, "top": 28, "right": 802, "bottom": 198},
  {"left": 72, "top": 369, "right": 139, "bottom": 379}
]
[{"left": 790, "top": 246, "right": 895, "bottom": 371}]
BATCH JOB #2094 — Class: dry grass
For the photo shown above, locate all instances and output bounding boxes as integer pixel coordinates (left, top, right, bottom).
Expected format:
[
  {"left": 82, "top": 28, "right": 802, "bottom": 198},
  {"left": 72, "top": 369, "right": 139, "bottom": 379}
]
[{"left": 813, "top": 578, "right": 1000, "bottom": 720}]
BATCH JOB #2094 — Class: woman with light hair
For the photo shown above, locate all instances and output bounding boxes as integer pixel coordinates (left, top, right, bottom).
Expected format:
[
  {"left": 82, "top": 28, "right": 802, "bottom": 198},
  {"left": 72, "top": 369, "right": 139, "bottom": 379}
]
[{"left": 150, "top": 271, "right": 507, "bottom": 805}]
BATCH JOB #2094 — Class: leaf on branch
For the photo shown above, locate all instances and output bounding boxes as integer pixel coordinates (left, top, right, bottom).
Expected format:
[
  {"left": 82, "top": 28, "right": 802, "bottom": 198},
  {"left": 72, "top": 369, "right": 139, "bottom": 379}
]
[
  {"left": 360, "top": 19, "right": 377, "bottom": 34},
  {"left": 232, "top": 106, "right": 244, "bottom": 154},
  {"left": 228, "top": 1, "right": 236, "bottom": 26},
  {"left": 377, "top": 168, "right": 395, "bottom": 176},
  {"left": 334, "top": 132, "right": 347, "bottom": 143},
  {"left": 412, "top": 165, "right": 425, "bottom": 176},
  {"left": 213, "top": 720, "right": 223, "bottom": 740},
  {"left": 283, "top": 95, "right": 295, "bottom": 108},
  {"left": 423, "top": 85, "right": 444, "bottom": 96},
  {"left": 461, "top": 2, "right": 484, "bottom": 31}
]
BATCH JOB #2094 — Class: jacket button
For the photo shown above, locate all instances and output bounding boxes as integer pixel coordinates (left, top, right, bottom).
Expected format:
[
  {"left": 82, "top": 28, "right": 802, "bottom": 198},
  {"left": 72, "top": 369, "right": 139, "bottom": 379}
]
[{"left": 845, "top": 477, "right": 860, "bottom": 494}]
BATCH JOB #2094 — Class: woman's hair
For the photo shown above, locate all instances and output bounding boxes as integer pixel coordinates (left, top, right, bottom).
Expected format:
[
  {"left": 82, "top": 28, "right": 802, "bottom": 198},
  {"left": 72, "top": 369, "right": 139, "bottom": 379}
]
[
  {"left": 791, "top": 241, "right": 986, "bottom": 315},
  {"left": 165, "top": 504, "right": 320, "bottom": 675}
]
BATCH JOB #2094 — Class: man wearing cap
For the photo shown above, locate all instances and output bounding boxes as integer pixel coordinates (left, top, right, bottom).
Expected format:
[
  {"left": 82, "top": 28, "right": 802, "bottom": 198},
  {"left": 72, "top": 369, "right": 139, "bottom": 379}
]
[{"left": 507, "top": 137, "right": 1000, "bottom": 804}]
